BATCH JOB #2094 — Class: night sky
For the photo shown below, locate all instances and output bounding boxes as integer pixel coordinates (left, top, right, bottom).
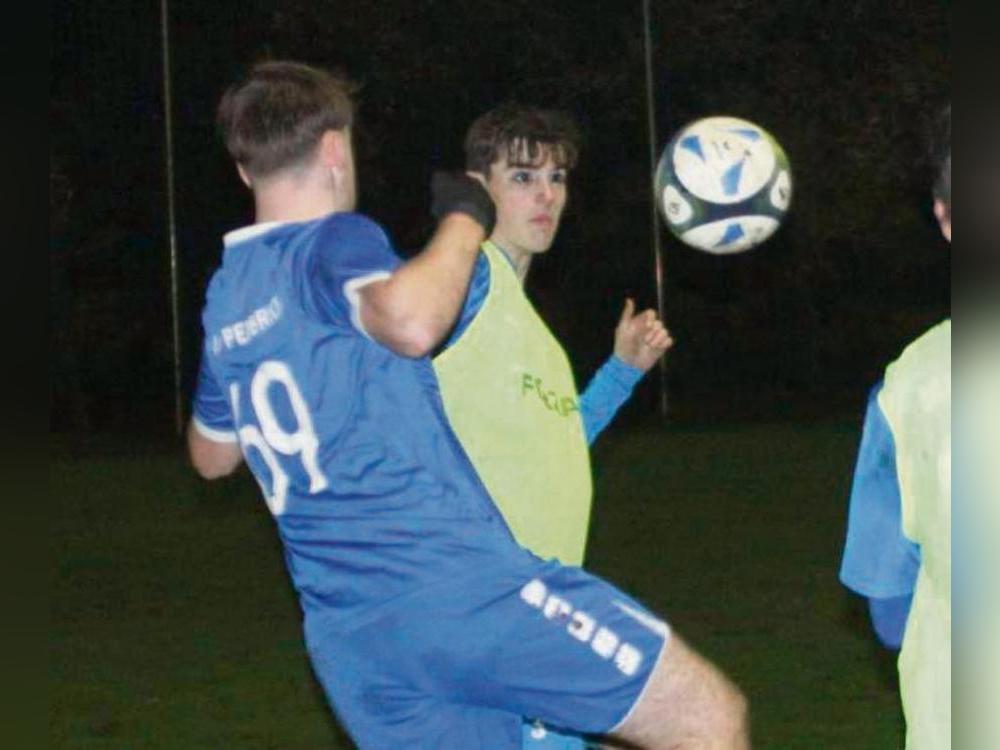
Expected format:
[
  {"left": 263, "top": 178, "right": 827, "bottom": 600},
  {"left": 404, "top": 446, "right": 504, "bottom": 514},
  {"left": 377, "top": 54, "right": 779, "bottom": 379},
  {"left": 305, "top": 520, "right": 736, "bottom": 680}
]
[{"left": 51, "top": 1, "right": 950, "bottom": 433}]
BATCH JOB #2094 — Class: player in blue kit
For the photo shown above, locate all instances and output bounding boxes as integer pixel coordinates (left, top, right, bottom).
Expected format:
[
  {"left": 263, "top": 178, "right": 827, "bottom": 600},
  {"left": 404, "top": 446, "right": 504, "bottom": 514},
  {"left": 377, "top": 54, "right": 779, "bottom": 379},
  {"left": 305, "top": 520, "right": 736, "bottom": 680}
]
[{"left": 188, "top": 61, "right": 748, "bottom": 749}]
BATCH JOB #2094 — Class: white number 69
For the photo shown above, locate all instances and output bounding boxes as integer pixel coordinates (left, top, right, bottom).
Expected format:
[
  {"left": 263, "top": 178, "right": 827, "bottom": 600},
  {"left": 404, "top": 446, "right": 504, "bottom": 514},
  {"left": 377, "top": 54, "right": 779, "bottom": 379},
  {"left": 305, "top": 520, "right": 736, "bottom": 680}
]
[{"left": 230, "top": 360, "right": 329, "bottom": 515}]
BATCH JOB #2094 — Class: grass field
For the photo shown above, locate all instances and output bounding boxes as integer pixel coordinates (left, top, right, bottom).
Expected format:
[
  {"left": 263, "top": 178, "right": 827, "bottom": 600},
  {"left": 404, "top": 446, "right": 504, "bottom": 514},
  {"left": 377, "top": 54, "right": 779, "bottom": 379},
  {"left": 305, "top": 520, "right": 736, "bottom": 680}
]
[{"left": 52, "top": 422, "right": 904, "bottom": 749}]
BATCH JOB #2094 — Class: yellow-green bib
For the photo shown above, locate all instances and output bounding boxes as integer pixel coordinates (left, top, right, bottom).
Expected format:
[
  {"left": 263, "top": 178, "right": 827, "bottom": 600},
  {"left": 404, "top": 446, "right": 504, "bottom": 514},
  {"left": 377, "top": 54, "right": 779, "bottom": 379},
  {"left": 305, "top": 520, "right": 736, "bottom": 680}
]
[
  {"left": 957, "top": 314, "right": 1000, "bottom": 750},
  {"left": 878, "top": 320, "right": 951, "bottom": 750},
  {"left": 433, "top": 241, "right": 593, "bottom": 565}
]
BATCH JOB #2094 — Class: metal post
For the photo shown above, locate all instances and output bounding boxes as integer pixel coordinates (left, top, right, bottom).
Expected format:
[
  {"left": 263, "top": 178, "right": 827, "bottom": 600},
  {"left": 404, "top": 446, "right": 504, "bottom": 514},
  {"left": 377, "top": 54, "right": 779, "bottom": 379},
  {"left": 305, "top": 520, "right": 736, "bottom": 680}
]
[
  {"left": 642, "top": 0, "right": 668, "bottom": 417},
  {"left": 160, "top": 0, "right": 184, "bottom": 435}
]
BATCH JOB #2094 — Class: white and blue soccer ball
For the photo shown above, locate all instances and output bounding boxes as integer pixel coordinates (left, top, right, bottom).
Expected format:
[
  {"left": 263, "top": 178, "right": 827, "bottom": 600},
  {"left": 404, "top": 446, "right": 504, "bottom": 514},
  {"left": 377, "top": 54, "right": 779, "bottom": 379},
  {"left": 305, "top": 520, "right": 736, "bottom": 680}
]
[{"left": 655, "top": 116, "right": 792, "bottom": 254}]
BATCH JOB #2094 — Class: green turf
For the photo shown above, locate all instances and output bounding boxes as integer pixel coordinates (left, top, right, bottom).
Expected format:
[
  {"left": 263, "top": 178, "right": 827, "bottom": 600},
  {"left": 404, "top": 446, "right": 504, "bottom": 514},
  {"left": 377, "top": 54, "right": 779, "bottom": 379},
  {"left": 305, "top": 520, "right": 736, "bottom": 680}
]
[{"left": 51, "top": 423, "right": 904, "bottom": 749}]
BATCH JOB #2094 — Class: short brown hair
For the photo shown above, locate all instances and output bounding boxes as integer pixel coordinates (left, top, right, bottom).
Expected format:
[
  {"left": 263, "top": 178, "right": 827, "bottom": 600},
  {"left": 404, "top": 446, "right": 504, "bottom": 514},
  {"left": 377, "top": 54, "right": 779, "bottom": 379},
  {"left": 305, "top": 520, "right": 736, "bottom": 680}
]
[
  {"left": 217, "top": 61, "right": 356, "bottom": 179},
  {"left": 464, "top": 103, "right": 580, "bottom": 176}
]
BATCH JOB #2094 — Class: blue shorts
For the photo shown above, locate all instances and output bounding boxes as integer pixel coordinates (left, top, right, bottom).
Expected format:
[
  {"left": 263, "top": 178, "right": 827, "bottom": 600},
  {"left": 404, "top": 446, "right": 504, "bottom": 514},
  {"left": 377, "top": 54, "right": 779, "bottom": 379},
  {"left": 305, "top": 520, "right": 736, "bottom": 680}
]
[
  {"left": 304, "top": 558, "right": 670, "bottom": 749},
  {"left": 522, "top": 719, "right": 591, "bottom": 749}
]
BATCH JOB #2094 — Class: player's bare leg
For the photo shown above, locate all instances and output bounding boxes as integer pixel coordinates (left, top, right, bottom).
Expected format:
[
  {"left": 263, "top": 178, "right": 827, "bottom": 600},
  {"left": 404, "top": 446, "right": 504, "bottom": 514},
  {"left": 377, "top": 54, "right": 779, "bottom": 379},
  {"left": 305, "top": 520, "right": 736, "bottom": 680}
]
[{"left": 605, "top": 632, "right": 750, "bottom": 750}]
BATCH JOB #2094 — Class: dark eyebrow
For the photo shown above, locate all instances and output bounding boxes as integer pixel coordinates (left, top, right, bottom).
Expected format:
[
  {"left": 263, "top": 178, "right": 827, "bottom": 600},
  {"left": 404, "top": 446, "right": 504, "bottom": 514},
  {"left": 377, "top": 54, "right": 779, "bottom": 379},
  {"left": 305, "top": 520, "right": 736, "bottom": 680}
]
[{"left": 505, "top": 161, "right": 568, "bottom": 171}]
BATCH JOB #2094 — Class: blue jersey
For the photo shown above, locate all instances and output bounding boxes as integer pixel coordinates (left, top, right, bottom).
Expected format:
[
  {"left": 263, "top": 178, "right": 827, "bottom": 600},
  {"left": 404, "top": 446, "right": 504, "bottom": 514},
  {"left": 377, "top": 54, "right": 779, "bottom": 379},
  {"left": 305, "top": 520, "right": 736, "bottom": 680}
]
[
  {"left": 192, "top": 213, "right": 520, "bottom": 622},
  {"left": 192, "top": 214, "right": 671, "bottom": 749}
]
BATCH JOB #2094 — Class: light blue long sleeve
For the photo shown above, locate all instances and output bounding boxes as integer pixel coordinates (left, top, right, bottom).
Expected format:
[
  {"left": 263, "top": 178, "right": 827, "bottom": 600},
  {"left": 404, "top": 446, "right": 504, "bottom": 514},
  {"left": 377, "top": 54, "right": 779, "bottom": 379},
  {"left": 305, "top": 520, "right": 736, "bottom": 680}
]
[{"left": 579, "top": 356, "right": 644, "bottom": 445}]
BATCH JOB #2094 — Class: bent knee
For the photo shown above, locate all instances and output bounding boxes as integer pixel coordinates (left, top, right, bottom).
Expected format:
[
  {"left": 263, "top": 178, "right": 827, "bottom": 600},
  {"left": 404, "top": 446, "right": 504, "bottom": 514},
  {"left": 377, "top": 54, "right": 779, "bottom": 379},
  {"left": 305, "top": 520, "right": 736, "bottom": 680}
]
[
  {"left": 610, "top": 633, "right": 750, "bottom": 749},
  {"left": 717, "top": 685, "right": 750, "bottom": 747}
]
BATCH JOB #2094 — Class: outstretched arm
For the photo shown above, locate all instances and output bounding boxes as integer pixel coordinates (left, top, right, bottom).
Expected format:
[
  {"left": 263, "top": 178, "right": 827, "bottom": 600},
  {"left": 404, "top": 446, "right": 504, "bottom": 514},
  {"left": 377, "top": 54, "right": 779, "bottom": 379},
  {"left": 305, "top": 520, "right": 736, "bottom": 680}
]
[{"left": 360, "top": 174, "right": 494, "bottom": 357}]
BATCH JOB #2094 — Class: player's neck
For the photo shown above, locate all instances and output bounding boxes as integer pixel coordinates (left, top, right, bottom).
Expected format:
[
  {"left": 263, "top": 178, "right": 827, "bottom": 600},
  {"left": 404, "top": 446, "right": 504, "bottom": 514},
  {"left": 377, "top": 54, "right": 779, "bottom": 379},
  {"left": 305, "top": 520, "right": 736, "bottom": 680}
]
[
  {"left": 251, "top": 170, "right": 353, "bottom": 224},
  {"left": 253, "top": 190, "right": 348, "bottom": 224},
  {"left": 490, "top": 240, "right": 533, "bottom": 284}
]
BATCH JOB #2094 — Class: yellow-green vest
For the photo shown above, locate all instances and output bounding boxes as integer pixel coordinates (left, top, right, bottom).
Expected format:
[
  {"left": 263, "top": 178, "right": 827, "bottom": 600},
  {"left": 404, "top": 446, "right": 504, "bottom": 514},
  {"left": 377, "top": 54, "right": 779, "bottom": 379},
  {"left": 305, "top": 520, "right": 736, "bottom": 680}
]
[
  {"left": 433, "top": 241, "right": 593, "bottom": 565},
  {"left": 957, "top": 314, "right": 1000, "bottom": 750},
  {"left": 878, "top": 320, "right": 951, "bottom": 750}
]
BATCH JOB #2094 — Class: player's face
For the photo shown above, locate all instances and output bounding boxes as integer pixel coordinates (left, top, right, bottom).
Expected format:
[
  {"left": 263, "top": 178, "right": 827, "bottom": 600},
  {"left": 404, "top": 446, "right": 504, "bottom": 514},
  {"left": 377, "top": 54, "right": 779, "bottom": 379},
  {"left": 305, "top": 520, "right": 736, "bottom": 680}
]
[{"left": 482, "top": 144, "right": 568, "bottom": 262}]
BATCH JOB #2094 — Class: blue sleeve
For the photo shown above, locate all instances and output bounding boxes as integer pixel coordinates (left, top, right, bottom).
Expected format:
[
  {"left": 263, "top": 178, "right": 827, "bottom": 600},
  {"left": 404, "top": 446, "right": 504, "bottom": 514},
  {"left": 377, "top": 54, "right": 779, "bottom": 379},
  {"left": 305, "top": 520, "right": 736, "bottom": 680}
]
[
  {"left": 442, "top": 252, "right": 489, "bottom": 348},
  {"left": 191, "top": 351, "right": 237, "bottom": 443},
  {"left": 868, "top": 594, "right": 912, "bottom": 649},
  {"left": 839, "top": 381, "right": 921, "bottom": 598},
  {"left": 578, "top": 356, "right": 644, "bottom": 445},
  {"left": 305, "top": 213, "right": 402, "bottom": 332}
]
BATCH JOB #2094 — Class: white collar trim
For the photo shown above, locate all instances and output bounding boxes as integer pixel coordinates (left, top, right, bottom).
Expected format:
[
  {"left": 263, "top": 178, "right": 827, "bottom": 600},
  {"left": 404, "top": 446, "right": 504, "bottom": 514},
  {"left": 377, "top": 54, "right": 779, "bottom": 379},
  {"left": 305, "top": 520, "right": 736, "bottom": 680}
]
[{"left": 224, "top": 221, "right": 288, "bottom": 247}]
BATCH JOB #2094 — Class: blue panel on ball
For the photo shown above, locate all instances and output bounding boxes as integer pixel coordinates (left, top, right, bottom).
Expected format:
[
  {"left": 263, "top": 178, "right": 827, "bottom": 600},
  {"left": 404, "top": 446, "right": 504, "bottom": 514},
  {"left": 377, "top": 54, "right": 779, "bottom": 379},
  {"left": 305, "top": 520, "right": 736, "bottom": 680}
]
[
  {"left": 679, "top": 135, "right": 705, "bottom": 162},
  {"left": 730, "top": 128, "right": 761, "bottom": 141},
  {"left": 721, "top": 160, "right": 745, "bottom": 196},
  {"left": 716, "top": 222, "right": 746, "bottom": 247}
]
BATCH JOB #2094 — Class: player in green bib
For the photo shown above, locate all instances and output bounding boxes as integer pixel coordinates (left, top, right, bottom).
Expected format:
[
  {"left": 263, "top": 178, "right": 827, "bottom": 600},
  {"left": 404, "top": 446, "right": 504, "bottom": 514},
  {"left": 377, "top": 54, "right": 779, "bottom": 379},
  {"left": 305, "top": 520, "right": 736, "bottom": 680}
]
[
  {"left": 434, "top": 104, "right": 672, "bottom": 568},
  {"left": 840, "top": 105, "right": 951, "bottom": 749},
  {"left": 433, "top": 106, "right": 673, "bottom": 750}
]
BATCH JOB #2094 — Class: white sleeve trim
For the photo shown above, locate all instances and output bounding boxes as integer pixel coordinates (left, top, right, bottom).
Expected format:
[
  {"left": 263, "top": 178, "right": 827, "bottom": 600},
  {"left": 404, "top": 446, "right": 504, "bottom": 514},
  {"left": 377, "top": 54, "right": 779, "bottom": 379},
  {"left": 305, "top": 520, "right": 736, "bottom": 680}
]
[
  {"left": 192, "top": 416, "right": 239, "bottom": 444},
  {"left": 343, "top": 271, "right": 392, "bottom": 338}
]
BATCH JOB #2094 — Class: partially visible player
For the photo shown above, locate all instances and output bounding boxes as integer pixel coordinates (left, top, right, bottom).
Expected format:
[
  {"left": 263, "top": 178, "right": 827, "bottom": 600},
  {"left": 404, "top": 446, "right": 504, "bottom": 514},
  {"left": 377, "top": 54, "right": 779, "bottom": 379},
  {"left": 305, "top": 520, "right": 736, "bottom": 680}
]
[
  {"left": 839, "top": 104, "right": 951, "bottom": 749},
  {"left": 188, "top": 60, "right": 748, "bottom": 749},
  {"left": 951, "top": 98, "right": 1000, "bottom": 750}
]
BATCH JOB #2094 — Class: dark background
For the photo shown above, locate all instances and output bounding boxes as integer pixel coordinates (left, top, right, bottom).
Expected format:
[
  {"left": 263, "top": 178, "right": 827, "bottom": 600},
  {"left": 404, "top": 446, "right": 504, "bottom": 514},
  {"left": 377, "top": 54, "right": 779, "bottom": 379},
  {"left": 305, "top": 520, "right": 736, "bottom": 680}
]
[{"left": 50, "top": 1, "right": 950, "bottom": 435}]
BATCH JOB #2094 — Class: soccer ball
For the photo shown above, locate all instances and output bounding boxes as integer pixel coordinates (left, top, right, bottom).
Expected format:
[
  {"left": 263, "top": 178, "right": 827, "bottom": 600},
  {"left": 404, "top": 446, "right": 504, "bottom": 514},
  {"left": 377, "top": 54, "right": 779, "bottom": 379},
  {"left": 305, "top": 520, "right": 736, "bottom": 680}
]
[{"left": 654, "top": 116, "right": 792, "bottom": 254}]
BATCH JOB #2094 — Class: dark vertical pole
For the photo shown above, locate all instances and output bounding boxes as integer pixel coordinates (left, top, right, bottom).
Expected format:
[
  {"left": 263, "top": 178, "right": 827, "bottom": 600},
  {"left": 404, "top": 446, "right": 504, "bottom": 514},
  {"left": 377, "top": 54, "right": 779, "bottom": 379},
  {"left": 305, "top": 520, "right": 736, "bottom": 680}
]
[
  {"left": 642, "top": 0, "right": 668, "bottom": 416},
  {"left": 161, "top": 0, "right": 184, "bottom": 435}
]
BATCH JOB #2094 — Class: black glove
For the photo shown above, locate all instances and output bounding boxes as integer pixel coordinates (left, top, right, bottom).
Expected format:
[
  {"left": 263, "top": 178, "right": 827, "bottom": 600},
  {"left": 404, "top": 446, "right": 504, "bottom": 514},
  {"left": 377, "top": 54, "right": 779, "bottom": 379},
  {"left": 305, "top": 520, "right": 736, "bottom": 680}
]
[{"left": 430, "top": 171, "right": 496, "bottom": 235}]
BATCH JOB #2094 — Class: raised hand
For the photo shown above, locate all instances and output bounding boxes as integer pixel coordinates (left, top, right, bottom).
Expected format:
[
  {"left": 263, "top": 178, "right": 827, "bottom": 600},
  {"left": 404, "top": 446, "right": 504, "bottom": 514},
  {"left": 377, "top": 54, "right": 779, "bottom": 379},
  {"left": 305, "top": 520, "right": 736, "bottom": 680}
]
[{"left": 612, "top": 298, "right": 674, "bottom": 373}]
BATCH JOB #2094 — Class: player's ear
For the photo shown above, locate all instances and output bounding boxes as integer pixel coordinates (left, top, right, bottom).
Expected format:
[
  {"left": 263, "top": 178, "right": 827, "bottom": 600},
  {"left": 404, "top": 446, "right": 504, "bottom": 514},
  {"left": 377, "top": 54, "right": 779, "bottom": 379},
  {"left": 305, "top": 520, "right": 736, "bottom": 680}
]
[
  {"left": 319, "top": 129, "right": 349, "bottom": 170},
  {"left": 466, "top": 170, "right": 488, "bottom": 190},
  {"left": 933, "top": 198, "right": 951, "bottom": 242},
  {"left": 236, "top": 163, "right": 252, "bottom": 188}
]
